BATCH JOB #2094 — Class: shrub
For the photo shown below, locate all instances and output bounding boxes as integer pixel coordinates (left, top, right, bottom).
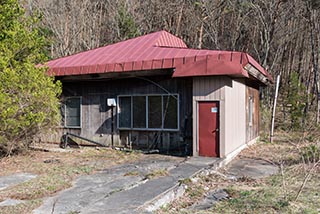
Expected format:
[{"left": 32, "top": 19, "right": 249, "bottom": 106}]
[{"left": 0, "top": 0, "right": 61, "bottom": 156}]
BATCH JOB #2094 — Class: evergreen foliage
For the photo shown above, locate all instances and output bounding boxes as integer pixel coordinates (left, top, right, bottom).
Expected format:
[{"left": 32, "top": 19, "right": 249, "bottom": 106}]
[
  {"left": 116, "top": 2, "right": 141, "bottom": 41},
  {"left": 287, "top": 72, "right": 307, "bottom": 130},
  {"left": 0, "top": 0, "right": 61, "bottom": 155}
]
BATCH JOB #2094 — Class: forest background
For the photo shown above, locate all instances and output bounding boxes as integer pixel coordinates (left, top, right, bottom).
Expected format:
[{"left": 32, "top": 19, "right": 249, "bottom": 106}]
[
  {"left": 0, "top": 2, "right": 319, "bottom": 213},
  {"left": 23, "top": 0, "right": 320, "bottom": 132}
]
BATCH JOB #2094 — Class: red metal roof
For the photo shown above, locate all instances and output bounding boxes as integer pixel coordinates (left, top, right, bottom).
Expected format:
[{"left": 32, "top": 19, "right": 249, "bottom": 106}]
[{"left": 46, "top": 30, "right": 272, "bottom": 83}]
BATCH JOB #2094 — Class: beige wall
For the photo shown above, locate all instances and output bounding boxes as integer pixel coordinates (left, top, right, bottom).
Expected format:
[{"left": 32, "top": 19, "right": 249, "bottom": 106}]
[
  {"left": 224, "top": 79, "right": 246, "bottom": 155},
  {"left": 193, "top": 76, "right": 247, "bottom": 158}
]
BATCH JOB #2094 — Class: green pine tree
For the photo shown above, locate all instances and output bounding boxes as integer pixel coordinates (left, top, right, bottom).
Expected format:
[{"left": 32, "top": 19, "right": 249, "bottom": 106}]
[
  {"left": 287, "top": 72, "right": 306, "bottom": 130},
  {"left": 117, "top": 3, "right": 140, "bottom": 41},
  {"left": 0, "top": 0, "right": 61, "bottom": 155}
]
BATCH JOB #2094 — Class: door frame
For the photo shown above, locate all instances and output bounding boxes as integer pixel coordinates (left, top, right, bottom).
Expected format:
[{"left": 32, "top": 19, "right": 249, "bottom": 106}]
[{"left": 197, "top": 101, "right": 220, "bottom": 157}]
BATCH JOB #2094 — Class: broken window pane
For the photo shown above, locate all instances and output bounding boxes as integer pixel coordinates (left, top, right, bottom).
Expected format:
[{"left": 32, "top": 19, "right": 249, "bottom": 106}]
[
  {"left": 119, "top": 97, "right": 131, "bottom": 128},
  {"left": 163, "top": 95, "right": 178, "bottom": 129},
  {"left": 133, "top": 96, "right": 146, "bottom": 128},
  {"left": 65, "top": 97, "right": 81, "bottom": 127},
  {"left": 148, "top": 96, "right": 162, "bottom": 128}
]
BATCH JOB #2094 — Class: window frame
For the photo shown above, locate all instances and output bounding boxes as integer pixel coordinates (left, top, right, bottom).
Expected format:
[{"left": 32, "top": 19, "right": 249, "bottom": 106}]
[
  {"left": 117, "top": 94, "right": 180, "bottom": 131},
  {"left": 64, "top": 96, "right": 82, "bottom": 128}
]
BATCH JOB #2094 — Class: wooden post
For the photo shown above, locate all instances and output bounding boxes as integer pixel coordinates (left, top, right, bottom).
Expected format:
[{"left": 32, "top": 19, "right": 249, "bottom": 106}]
[{"left": 270, "top": 75, "right": 280, "bottom": 143}]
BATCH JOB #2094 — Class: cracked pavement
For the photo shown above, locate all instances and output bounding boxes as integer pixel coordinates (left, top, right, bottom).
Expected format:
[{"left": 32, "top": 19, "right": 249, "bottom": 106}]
[{"left": 33, "top": 156, "right": 214, "bottom": 214}]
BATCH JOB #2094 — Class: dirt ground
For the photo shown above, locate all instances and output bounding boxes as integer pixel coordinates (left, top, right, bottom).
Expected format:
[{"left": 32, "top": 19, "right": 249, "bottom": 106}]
[
  {"left": 158, "top": 131, "right": 320, "bottom": 214},
  {"left": 1, "top": 132, "right": 319, "bottom": 214}
]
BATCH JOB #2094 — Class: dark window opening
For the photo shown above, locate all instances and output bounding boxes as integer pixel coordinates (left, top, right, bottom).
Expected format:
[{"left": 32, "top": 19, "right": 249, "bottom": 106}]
[
  {"left": 64, "top": 97, "right": 81, "bottom": 128},
  {"left": 118, "top": 94, "right": 179, "bottom": 131},
  {"left": 119, "top": 96, "right": 131, "bottom": 128}
]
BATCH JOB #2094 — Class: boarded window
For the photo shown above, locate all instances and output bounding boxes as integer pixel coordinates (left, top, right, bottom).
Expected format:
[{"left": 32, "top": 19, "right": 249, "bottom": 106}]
[
  {"left": 65, "top": 97, "right": 81, "bottom": 128},
  {"left": 118, "top": 95, "right": 179, "bottom": 130}
]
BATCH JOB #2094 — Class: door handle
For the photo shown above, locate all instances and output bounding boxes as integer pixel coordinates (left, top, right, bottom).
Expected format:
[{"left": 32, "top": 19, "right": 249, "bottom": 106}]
[{"left": 212, "top": 129, "right": 219, "bottom": 133}]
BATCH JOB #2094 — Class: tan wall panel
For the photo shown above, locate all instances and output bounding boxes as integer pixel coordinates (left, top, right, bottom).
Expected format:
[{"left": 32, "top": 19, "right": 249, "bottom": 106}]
[
  {"left": 224, "top": 79, "right": 246, "bottom": 155},
  {"left": 193, "top": 77, "right": 247, "bottom": 157},
  {"left": 193, "top": 76, "right": 231, "bottom": 157}
]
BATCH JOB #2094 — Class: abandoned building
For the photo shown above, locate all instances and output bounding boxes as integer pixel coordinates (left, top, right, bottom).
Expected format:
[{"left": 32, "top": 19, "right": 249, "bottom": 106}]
[{"left": 45, "top": 30, "right": 273, "bottom": 158}]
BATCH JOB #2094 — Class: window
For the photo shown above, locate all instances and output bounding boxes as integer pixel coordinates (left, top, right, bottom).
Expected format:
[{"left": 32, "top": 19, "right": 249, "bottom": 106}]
[
  {"left": 118, "top": 96, "right": 131, "bottom": 128},
  {"left": 118, "top": 94, "right": 179, "bottom": 131},
  {"left": 148, "top": 96, "right": 162, "bottom": 128},
  {"left": 248, "top": 96, "right": 253, "bottom": 126},
  {"left": 64, "top": 97, "right": 81, "bottom": 128},
  {"left": 133, "top": 96, "right": 146, "bottom": 128},
  {"left": 163, "top": 95, "right": 178, "bottom": 129}
]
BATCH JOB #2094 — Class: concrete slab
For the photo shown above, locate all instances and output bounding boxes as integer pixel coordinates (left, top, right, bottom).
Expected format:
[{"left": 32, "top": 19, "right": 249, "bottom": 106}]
[
  {"left": 189, "top": 189, "right": 229, "bottom": 211},
  {"left": 226, "top": 158, "right": 278, "bottom": 179},
  {"left": 186, "top": 158, "right": 279, "bottom": 212},
  {"left": 33, "top": 156, "right": 221, "bottom": 214},
  {"left": 33, "top": 157, "right": 184, "bottom": 214},
  {"left": 0, "top": 173, "right": 37, "bottom": 191},
  {"left": 0, "top": 199, "right": 25, "bottom": 207}
]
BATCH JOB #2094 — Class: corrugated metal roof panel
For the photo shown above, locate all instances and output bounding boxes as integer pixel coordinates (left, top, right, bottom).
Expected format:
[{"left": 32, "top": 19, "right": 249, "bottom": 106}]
[{"left": 46, "top": 30, "right": 272, "bottom": 83}]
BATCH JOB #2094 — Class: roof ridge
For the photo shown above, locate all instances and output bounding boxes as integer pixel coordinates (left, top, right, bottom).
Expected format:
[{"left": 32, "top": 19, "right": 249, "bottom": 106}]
[
  {"left": 153, "top": 31, "right": 187, "bottom": 48},
  {"left": 47, "top": 31, "right": 184, "bottom": 64}
]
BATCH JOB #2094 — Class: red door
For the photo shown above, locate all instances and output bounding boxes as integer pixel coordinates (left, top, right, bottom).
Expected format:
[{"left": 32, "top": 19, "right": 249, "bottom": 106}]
[{"left": 199, "top": 102, "right": 219, "bottom": 157}]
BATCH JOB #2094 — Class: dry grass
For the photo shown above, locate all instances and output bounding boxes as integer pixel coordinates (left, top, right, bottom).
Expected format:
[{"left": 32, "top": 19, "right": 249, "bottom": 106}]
[
  {"left": 159, "top": 132, "right": 320, "bottom": 214},
  {"left": 0, "top": 146, "right": 143, "bottom": 214},
  {"left": 145, "top": 169, "right": 169, "bottom": 180}
]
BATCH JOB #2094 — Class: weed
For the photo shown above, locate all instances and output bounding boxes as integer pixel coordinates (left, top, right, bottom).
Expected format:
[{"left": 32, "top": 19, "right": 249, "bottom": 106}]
[
  {"left": 178, "top": 178, "right": 191, "bottom": 185},
  {"left": 124, "top": 171, "right": 140, "bottom": 176},
  {"left": 274, "top": 199, "right": 289, "bottom": 209},
  {"left": 239, "top": 190, "right": 252, "bottom": 197},
  {"left": 300, "top": 144, "right": 320, "bottom": 164},
  {"left": 145, "top": 169, "right": 168, "bottom": 179},
  {"left": 67, "top": 211, "right": 80, "bottom": 214},
  {"left": 184, "top": 183, "right": 206, "bottom": 200},
  {"left": 0, "top": 199, "right": 42, "bottom": 214}
]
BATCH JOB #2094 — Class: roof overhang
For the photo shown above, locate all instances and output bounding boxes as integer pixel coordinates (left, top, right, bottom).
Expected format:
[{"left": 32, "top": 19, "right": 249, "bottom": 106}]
[
  {"left": 44, "top": 31, "right": 273, "bottom": 85},
  {"left": 172, "top": 54, "right": 249, "bottom": 78},
  {"left": 55, "top": 68, "right": 174, "bottom": 82},
  {"left": 244, "top": 63, "right": 271, "bottom": 85}
]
